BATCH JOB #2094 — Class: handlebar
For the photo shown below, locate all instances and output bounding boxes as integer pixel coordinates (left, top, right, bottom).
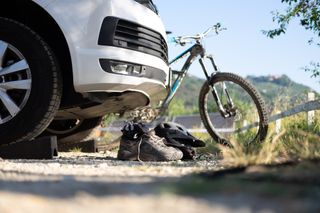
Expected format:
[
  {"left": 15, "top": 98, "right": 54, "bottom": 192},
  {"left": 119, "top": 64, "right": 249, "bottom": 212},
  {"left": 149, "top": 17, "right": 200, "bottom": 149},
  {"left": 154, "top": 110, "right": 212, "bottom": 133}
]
[{"left": 170, "top": 23, "right": 226, "bottom": 46}]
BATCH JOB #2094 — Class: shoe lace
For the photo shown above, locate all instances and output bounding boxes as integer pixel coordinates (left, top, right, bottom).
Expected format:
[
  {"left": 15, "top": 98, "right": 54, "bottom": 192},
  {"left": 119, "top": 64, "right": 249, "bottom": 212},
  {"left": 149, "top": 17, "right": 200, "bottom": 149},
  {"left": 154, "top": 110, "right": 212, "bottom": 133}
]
[{"left": 137, "top": 137, "right": 143, "bottom": 163}]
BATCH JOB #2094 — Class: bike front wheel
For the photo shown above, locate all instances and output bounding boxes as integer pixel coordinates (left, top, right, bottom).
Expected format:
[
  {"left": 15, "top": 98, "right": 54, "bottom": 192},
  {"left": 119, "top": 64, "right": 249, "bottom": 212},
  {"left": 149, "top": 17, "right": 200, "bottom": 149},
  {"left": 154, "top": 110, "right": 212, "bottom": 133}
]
[{"left": 199, "top": 72, "right": 268, "bottom": 146}]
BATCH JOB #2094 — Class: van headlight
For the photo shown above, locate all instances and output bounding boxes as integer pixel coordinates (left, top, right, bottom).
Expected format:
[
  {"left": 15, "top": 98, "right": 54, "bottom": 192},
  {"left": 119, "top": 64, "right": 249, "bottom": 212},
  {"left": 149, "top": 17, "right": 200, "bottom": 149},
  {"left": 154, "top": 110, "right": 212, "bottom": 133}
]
[{"left": 134, "top": 0, "right": 158, "bottom": 14}]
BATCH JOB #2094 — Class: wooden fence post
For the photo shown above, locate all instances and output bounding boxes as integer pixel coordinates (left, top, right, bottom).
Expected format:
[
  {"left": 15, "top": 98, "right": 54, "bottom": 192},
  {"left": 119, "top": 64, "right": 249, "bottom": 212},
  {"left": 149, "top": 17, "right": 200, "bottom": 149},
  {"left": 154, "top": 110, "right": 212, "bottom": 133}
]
[
  {"left": 275, "top": 111, "right": 282, "bottom": 134},
  {"left": 307, "top": 92, "right": 315, "bottom": 126}
]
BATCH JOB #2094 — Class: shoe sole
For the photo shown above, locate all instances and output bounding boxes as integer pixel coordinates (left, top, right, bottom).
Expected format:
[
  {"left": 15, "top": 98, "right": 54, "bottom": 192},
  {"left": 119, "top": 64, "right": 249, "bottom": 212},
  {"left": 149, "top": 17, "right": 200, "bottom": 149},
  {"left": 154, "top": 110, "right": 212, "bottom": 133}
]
[{"left": 117, "top": 150, "right": 137, "bottom": 161}]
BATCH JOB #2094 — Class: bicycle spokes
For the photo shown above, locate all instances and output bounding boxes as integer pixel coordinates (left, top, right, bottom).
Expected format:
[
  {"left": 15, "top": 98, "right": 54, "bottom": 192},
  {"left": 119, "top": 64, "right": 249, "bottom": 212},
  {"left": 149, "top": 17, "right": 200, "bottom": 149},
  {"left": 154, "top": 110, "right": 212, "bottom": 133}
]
[
  {"left": 206, "top": 80, "right": 261, "bottom": 143},
  {"left": 210, "top": 82, "right": 237, "bottom": 118}
]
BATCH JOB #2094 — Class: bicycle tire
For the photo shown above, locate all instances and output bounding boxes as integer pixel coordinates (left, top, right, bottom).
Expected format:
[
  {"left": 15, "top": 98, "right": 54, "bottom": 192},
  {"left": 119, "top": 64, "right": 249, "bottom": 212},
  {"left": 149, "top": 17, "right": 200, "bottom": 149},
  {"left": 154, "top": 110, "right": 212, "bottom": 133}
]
[{"left": 199, "top": 72, "right": 268, "bottom": 146}]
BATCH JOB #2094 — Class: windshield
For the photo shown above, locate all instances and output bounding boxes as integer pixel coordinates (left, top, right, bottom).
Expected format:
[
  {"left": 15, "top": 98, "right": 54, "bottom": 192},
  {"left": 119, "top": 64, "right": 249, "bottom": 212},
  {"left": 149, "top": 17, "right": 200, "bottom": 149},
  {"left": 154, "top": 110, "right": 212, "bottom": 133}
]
[{"left": 134, "top": 0, "right": 158, "bottom": 14}]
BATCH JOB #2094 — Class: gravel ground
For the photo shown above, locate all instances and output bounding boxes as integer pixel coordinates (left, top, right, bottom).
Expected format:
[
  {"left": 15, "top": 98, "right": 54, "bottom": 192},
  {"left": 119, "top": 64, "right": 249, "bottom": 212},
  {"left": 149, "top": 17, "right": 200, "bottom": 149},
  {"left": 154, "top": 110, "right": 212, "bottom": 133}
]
[{"left": 0, "top": 152, "right": 318, "bottom": 213}]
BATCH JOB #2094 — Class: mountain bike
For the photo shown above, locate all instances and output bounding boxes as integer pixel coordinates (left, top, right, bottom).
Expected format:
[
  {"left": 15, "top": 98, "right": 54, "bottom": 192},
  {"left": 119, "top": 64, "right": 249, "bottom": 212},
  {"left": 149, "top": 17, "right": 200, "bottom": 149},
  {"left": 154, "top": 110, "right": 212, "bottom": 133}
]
[{"left": 159, "top": 24, "right": 269, "bottom": 146}]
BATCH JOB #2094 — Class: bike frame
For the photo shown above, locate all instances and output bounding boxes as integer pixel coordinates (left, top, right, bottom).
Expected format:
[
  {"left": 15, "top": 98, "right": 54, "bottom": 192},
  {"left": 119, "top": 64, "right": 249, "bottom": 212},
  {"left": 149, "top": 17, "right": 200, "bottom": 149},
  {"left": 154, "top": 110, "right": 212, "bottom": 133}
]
[{"left": 159, "top": 43, "right": 235, "bottom": 118}]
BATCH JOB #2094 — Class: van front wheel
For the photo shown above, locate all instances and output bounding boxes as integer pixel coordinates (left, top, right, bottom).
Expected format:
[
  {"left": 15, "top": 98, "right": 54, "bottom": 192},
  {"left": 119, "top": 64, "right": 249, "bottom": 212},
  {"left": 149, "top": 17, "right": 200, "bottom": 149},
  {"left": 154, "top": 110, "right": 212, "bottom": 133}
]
[{"left": 0, "top": 17, "right": 62, "bottom": 145}]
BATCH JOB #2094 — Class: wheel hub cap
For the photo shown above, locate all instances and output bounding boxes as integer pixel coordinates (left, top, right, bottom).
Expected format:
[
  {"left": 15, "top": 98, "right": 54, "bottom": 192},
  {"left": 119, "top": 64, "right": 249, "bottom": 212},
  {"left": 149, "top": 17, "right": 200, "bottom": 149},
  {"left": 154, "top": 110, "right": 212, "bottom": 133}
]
[{"left": 0, "top": 40, "right": 32, "bottom": 124}]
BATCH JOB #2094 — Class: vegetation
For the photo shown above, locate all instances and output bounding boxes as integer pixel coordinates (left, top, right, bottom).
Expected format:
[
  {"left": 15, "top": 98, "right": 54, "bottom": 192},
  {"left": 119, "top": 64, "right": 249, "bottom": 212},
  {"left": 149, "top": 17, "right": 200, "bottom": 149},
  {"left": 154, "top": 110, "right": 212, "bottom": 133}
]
[
  {"left": 189, "top": 96, "right": 320, "bottom": 166},
  {"left": 265, "top": 0, "right": 320, "bottom": 78},
  {"left": 168, "top": 99, "right": 196, "bottom": 117},
  {"left": 247, "top": 75, "right": 310, "bottom": 106},
  {"left": 69, "top": 147, "right": 82, "bottom": 152},
  {"left": 165, "top": 112, "right": 320, "bottom": 201},
  {"left": 160, "top": 113, "right": 320, "bottom": 201},
  {"left": 219, "top": 110, "right": 320, "bottom": 167},
  {"left": 265, "top": 0, "right": 320, "bottom": 43},
  {"left": 168, "top": 75, "right": 204, "bottom": 116},
  {"left": 170, "top": 74, "right": 313, "bottom": 115}
]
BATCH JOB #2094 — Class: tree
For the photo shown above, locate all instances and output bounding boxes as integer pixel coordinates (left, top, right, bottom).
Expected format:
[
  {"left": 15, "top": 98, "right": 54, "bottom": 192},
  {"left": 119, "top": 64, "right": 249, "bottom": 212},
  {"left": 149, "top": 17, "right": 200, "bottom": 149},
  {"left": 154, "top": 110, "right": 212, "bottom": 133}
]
[
  {"left": 168, "top": 99, "right": 189, "bottom": 116},
  {"left": 265, "top": 0, "right": 320, "bottom": 79}
]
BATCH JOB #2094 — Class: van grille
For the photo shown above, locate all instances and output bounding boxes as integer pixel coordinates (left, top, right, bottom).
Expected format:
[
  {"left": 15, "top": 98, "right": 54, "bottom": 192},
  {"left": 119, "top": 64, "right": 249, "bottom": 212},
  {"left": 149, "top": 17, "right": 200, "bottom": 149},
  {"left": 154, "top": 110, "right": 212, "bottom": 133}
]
[{"left": 98, "top": 17, "right": 168, "bottom": 63}]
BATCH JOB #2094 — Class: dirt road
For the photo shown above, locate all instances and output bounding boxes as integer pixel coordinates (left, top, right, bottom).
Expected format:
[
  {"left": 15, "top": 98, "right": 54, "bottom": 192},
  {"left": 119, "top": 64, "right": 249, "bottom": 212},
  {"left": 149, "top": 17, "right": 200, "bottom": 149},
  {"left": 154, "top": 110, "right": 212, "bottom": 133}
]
[{"left": 0, "top": 152, "right": 318, "bottom": 213}]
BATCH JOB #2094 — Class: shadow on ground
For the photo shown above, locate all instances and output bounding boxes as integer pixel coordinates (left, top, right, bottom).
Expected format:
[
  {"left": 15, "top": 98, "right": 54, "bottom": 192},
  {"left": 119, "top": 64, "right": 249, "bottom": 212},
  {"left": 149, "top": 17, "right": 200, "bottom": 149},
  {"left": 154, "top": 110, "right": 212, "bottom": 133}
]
[{"left": 1, "top": 159, "right": 320, "bottom": 212}]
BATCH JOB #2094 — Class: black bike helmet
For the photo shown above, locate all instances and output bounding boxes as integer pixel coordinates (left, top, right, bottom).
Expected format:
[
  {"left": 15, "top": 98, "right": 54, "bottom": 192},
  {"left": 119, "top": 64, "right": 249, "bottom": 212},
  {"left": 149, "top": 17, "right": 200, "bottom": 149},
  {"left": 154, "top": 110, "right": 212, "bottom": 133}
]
[{"left": 154, "top": 122, "right": 206, "bottom": 147}]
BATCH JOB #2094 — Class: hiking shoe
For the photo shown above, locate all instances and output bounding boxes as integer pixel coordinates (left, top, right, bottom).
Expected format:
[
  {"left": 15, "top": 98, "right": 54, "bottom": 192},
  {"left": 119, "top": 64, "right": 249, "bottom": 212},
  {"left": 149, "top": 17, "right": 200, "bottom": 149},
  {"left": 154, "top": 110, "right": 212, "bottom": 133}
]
[{"left": 117, "top": 130, "right": 183, "bottom": 162}]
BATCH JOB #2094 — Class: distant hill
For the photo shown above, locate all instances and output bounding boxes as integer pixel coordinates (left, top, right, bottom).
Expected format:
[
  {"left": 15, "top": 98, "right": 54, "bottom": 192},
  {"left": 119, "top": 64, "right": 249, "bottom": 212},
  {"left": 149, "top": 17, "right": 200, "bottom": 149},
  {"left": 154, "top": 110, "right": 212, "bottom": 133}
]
[
  {"left": 246, "top": 75, "right": 313, "bottom": 105},
  {"left": 170, "top": 74, "right": 316, "bottom": 115}
]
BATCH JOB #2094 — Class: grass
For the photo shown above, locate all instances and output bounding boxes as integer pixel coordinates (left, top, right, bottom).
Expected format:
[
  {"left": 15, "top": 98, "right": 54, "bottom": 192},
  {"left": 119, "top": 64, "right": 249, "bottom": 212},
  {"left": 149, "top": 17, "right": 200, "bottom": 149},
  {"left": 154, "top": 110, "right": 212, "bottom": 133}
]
[
  {"left": 191, "top": 131, "right": 221, "bottom": 156},
  {"left": 219, "top": 133, "right": 283, "bottom": 167},
  {"left": 159, "top": 113, "right": 320, "bottom": 200},
  {"left": 69, "top": 147, "right": 82, "bottom": 152},
  {"left": 190, "top": 123, "right": 296, "bottom": 167},
  {"left": 215, "top": 108, "right": 320, "bottom": 167}
]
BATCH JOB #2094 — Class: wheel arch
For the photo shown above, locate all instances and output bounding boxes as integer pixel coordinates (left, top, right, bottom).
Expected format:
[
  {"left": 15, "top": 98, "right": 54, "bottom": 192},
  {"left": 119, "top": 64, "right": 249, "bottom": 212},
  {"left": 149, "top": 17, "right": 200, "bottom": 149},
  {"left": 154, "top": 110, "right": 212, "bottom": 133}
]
[{"left": 0, "top": 0, "right": 76, "bottom": 107}]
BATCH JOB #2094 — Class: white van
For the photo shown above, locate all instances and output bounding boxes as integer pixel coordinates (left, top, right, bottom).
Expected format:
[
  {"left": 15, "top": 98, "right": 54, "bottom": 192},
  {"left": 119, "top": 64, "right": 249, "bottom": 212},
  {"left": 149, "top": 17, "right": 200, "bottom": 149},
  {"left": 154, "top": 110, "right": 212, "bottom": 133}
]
[{"left": 0, "top": 0, "right": 169, "bottom": 145}]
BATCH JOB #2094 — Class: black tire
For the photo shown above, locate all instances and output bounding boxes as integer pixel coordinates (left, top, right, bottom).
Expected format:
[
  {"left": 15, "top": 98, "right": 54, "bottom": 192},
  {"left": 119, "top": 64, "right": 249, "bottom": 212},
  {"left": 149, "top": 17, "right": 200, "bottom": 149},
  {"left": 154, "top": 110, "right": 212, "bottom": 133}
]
[
  {"left": 0, "top": 18, "right": 62, "bottom": 145},
  {"left": 199, "top": 72, "right": 268, "bottom": 146},
  {"left": 41, "top": 117, "right": 103, "bottom": 145}
]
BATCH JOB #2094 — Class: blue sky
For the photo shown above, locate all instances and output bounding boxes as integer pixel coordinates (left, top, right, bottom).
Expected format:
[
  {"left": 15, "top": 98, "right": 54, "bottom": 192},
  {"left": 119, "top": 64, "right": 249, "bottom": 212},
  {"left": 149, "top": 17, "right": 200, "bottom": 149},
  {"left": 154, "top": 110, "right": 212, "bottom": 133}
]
[{"left": 154, "top": 0, "right": 320, "bottom": 92}]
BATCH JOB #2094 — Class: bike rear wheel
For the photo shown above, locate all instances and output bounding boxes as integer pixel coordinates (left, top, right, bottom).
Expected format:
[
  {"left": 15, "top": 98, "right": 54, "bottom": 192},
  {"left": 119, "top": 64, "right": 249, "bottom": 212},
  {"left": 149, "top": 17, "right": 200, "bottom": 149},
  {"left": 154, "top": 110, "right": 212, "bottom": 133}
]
[{"left": 199, "top": 72, "right": 268, "bottom": 146}]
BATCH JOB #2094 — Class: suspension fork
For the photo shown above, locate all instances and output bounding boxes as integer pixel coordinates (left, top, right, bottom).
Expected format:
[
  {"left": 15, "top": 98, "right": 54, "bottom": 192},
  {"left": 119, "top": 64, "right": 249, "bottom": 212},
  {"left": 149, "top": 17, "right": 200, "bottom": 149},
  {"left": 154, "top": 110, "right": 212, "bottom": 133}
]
[{"left": 199, "top": 55, "right": 235, "bottom": 118}]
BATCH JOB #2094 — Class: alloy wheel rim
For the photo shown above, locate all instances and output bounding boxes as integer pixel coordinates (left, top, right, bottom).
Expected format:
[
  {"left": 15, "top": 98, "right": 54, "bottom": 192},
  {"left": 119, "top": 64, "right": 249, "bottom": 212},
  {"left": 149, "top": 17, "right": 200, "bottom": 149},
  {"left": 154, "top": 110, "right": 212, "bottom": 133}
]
[{"left": 0, "top": 40, "right": 32, "bottom": 124}]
